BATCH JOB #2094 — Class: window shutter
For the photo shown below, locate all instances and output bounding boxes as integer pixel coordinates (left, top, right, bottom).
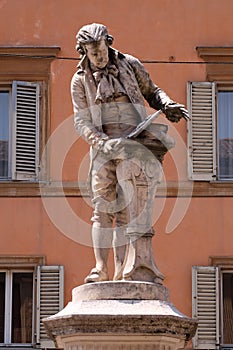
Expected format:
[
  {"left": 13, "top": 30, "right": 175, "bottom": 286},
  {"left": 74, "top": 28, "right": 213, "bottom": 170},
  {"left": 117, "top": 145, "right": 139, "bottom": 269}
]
[
  {"left": 192, "top": 266, "right": 220, "bottom": 349},
  {"left": 36, "top": 265, "right": 64, "bottom": 348},
  {"left": 12, "top": 81, "right": 40, "bottom": 181},
  {"left": 187, "top": 82, "right": 216, "bottom": 181}
]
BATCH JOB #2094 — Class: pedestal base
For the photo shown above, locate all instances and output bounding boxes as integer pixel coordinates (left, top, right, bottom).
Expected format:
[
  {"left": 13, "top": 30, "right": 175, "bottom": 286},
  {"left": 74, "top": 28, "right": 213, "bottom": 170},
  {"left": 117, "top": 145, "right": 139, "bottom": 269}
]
[
  {"left": 43, "top": 281, "right": 197, "bottom": 350},
  {"left": 58, "top": 334, "right": 186, "bottom": 350}
]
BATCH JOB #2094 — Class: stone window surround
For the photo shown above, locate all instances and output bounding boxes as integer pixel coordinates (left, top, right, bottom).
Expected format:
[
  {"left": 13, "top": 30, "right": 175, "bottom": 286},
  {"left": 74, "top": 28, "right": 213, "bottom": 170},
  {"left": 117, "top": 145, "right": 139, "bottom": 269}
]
[{"left": 0, "top": 46, "right": 60, "bottom": 196}]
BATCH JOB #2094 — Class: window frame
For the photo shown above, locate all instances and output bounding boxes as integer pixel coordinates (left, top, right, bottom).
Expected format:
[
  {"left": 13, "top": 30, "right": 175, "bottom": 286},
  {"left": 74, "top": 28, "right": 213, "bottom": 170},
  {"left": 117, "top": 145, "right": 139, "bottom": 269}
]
[
  {"left": 220, "top": 270, "right": 233, "bottom": 346},
  {"left": 0, "top": 86, "right": 12, "bottom": 179},
  {"left": 188, "top": 81, "right": 233, "bottom": 182},
  {"left": 0, "top": 79, "right": 44, "bottom": 183},
  {"left": 196, "top": 47, "right": 233, "bottom": 184},
  {"left": 0, "top": 46, "right": 60, "bottom": 195},
  {"left": 193, "top": 257, "right": 233, "bottom": 349},
  {"left": 216, "top": 85, "right": 233, "bottom": 181},
  {"left": 0, "top": 81, "right": 41, "bottom": 182},
  {"left": 0, "top": 256, "right": 64, "bottom": 349},
  {"left": 184, "top": 47, "right": 233, "bottom": 196},
  {"left": 0, "top": 269, "right": 35, "bottom": 346}
]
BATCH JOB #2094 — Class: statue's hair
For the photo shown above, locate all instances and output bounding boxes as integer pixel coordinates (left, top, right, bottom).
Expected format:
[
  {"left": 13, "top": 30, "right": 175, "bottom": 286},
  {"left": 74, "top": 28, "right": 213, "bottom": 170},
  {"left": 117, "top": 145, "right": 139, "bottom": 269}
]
[{"left": 76, "top": 23, "right": 114, "bottom": 55}]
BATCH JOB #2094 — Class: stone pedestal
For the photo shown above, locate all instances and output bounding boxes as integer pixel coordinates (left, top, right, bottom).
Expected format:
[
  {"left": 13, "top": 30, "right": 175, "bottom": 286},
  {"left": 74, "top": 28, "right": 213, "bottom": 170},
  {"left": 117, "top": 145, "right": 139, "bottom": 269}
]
[{"left": 43, "top": 281, "right": 197, "bottom": 350}]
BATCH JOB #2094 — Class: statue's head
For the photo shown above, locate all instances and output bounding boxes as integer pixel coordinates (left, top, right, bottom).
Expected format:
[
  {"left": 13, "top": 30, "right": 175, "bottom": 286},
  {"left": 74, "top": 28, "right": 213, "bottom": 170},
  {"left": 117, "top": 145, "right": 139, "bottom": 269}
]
[
  {"left": 76, "top": 23, "right": 114, "bottom": 69},
  {"left": 76, "top": 23, "right": 114, "bottom": 54}
]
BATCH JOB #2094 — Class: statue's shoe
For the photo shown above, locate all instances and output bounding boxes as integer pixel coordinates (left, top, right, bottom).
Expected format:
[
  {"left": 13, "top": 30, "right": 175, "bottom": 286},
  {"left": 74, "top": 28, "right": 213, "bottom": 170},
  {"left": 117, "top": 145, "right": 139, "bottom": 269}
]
[{"left": 84, "top": 268, "right": 109, "bottom": 283}]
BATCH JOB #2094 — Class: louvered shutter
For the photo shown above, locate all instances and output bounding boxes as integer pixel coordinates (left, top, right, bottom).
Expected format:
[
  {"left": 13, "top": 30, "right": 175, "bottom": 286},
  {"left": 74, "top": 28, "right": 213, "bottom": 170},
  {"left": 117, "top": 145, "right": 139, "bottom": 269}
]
[
  {"left": 36, "top": 265, "right": 64, "bottom": 348},
  {"left": 192, "top": 266, "right": 220, "bottom": 349},
  {"left": 187, "top": 82, "right": 217, "bottom": 180},
  {"left": 12, "top": 81, "right": 40, "bottom": 181}
]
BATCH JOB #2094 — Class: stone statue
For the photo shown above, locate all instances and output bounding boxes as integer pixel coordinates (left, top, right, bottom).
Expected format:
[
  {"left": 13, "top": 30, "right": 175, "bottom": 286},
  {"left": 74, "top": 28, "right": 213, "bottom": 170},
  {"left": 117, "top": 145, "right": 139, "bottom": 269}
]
[{"left": 71, "top": 23, "right": 188, "bottom": 284}]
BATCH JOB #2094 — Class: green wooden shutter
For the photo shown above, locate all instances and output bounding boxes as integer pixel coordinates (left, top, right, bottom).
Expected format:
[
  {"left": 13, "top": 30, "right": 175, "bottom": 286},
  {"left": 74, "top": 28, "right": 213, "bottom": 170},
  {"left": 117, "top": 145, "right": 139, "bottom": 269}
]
[
  {"left": 187, "top": 82, "right": 217, "bottom": 181},
  {"left": 36, "top": 265, "right": 64, "bottom": 348},
  {"left": 12, "top": 81, "right": 40, "bottom": 181},
  {"left": 192, "top": 266, "right": 220, "bottom": 349}
]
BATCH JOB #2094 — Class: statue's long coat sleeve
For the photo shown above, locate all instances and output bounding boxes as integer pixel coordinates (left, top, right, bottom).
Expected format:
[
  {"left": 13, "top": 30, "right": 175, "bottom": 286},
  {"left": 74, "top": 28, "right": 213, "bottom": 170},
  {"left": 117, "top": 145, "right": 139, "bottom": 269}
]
[{"left": 71, "top": 48, "right": 173, "bottom": 148}]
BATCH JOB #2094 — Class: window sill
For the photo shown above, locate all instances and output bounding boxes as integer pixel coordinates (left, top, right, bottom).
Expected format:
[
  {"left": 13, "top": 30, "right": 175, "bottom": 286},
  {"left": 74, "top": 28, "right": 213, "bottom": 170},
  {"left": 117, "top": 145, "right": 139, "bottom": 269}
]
[
  {"left": 0, "top": 346, "right": 56, "bottom": 350},
  {"left": 192, "top": 181, "right": 233, "bottom": 197},
  {"left": 210, "top": 180, "right": 233, "bottom": 183},
  {"left": 0, "top": 344, "right": 34, "bottom": 350},
  {"left": 0, "top": 181, "right": 87, "bottom": 197},
  {"left": 0, "top": 346, "right": 34, "bottom": 349},
  {"left": 0, "top": 348, "right": 61, "bottom": 350}
]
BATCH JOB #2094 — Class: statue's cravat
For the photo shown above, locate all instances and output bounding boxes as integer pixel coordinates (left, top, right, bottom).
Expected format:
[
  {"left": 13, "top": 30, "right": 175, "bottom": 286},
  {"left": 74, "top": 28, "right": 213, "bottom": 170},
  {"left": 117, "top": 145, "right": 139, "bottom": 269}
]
[{"left": 92, "top": 64, "right": 126, "bottom": 103}]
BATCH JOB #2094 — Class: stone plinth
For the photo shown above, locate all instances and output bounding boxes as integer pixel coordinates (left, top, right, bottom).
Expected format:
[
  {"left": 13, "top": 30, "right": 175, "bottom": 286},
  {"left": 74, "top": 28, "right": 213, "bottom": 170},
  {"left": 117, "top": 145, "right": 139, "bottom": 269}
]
[{"left": 43, "top": 281, "right": 197, "bottom": 350}]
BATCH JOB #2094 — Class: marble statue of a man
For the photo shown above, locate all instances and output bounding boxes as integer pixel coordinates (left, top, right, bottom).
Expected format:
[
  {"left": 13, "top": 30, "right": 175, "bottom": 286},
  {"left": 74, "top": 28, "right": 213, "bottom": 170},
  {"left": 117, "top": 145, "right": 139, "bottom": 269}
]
[{"left": 71, "top": 23, "right": 188, "bottom": 284}]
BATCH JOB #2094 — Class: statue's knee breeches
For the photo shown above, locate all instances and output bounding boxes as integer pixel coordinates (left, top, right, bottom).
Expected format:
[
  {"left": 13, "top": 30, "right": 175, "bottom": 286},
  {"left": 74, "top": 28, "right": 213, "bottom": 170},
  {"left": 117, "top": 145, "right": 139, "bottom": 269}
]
[
  {"left": 91, "top": 156, "right": 128, "bottom": 228},
  {"left": 116, "top": 156, "right": 163, "bottom": 235},
  {"left": 90, "top": 152, "right": 163, "bottom": 235}
]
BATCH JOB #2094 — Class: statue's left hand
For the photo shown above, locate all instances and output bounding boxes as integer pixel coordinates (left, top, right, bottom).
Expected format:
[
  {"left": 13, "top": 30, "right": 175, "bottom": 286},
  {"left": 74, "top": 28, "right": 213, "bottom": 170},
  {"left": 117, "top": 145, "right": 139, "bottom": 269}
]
[{"left": 163, "top": 103, "right": 189, "bottom": 123}]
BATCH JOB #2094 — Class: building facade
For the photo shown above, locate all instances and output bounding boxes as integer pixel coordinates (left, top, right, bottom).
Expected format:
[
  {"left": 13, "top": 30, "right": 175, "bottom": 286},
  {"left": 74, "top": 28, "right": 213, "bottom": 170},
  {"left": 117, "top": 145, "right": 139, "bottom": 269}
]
[{"left": 0, "top": 0, "right": 233, "bottom": 348}]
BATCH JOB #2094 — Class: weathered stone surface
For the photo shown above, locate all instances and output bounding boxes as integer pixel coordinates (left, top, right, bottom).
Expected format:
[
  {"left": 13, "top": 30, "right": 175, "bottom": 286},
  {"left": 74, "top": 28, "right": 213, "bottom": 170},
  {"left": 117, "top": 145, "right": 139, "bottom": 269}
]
[
  {"left": 72, "top": 281, "right": 169, "bottom": 302},
  {"left": 44, "top": 301, "right": 197, "bottom": 339},
  {"left": 43, "top": 281, "right": 197, "bottom": 348}
]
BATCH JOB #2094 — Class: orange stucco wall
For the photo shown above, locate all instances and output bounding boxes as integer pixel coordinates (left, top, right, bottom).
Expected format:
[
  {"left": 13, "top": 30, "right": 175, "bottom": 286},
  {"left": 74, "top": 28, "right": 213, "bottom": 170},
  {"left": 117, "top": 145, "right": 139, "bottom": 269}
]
[{"left": 0, "top": 0, "right": 233, "bottom": 319}]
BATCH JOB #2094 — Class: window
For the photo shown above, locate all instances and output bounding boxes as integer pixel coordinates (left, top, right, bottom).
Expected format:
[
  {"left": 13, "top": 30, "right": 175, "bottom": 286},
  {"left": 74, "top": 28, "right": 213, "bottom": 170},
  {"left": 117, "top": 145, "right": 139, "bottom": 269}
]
[
  {"left": 188, "top": 82, "right": 233, "bottom": 181},
  {"left": 217, "top": 91, "right": 233, "bottom": 180},
  {"left": 0, "top": 91, "right": 9, "bottom": 178},
  {"left": 0, "top": 82, "right": 40, "bottom": 181},
  {"left": 192, "top": 260, "right": 233, "bottom": 349},
  {"left": 0, "top": 271, "right": 33, "bottom": 345},
  {"left": 0, "top": 257, "right": 64, "bottom": 348},
  {"left": 0, "top": 46, "right": 60, "bottom": 187},
  {"left": 221, "top": 272, "right": 233, "bottom": 345},
  {"left": 188, "top": 47, "right": 233, "bottom": 183}
]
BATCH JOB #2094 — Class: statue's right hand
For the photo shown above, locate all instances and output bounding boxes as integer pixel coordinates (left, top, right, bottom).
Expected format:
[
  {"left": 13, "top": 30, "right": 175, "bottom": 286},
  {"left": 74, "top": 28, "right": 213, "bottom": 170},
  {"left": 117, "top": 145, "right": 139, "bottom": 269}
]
[{"left": 101, "top": 138, "right": 124, "bottom": 154}]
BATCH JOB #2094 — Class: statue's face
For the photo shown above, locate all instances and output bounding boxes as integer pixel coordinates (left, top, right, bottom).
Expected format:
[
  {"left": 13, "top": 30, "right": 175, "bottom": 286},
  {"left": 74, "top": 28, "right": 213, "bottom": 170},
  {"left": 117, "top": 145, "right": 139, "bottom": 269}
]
[{"left": 85, "top": 38, "right": 109, "bottom": 69}]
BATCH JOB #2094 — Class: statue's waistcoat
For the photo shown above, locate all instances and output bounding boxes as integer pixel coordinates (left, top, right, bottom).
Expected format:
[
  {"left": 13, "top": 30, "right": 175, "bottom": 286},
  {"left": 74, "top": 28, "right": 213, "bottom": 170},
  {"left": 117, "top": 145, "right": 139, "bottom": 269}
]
[{"left": 77, "top": 48, "right": 148, "bottom": 132}]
